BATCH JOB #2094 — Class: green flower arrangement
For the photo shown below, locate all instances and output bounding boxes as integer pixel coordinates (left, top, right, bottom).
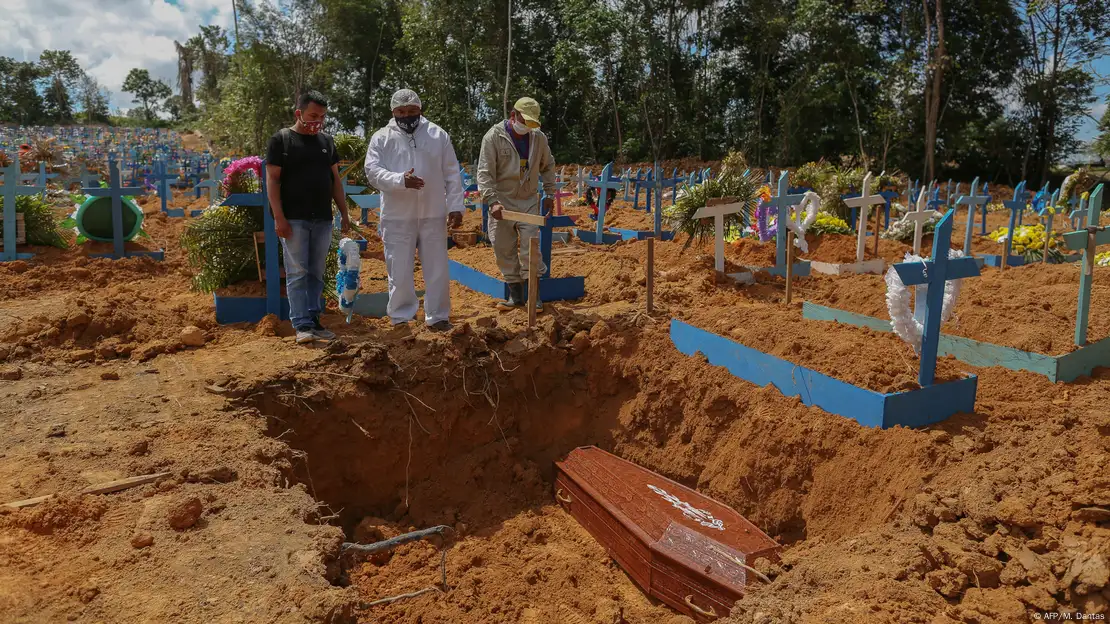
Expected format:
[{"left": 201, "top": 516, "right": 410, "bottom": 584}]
[{"left": 665, "top": 151, "right": 761, "bottom": 249}]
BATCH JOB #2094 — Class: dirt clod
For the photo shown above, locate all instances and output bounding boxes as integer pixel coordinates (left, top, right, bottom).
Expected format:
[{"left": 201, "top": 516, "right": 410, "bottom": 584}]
[
  {"left": 0, "top": 367, "right": 22, "bottom": 381},
  {"left": 180, "top": 326, "right": 206, "bottom": 348},
  {"left": 167, "top": 496, "right": 203, "bottom": 531},
  {"left": 131, "top": 532, "right": 154, "bottom": 549},
  {"left": 100, "top": 371, "right": 120, "bottom": 381}
]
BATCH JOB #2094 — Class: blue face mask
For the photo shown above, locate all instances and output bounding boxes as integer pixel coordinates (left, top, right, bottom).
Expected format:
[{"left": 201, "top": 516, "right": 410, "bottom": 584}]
[{"left": 395, "top": 114, "right": 420, "bottom": 134}]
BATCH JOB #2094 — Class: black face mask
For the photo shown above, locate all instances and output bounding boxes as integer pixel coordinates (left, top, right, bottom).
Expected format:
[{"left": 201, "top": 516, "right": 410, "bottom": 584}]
[{"left": 395, "top": 114, "right": 420, "bottom": 134}]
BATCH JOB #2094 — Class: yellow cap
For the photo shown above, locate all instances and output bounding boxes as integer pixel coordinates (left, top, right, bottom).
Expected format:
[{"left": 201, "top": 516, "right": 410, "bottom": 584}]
[{"left": 514, "top": 97, "right": 541, "bottom": 128}]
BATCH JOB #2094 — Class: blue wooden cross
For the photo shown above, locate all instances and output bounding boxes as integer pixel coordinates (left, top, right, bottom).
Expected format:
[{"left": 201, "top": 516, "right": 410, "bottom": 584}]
[
  {"left": 945, "top": 179, "right": 954, "bottom": 208},
  {"left": 892, "top": 209, "right": 982, "bottom": 385},
  {"left": 82, "top": 156, "right": 148, "bottom": 259},
  {"left": 152, "top": 157, "right": 185, "bottom": 217},
  {"left": 1069, "top": 195, "right": 1089, "bottom": 230},
  {"left": 77, "top": 163, "right": 100, "bottom": 189},
  {"left": 1061, "top": 184, "right": 1106, "bottom": 345},
  {"left": 32, "top": 162, "right": 57, "bottom": 199},
  {"left": 222, "top": 159, "right": 281, "bottom": 318},
  {"left": 956, "top": 177, "right": 989, "bottom": 254},
  {"left": 588, "top": 162, "right": 625, "bottom": 240},
  {"left": 350, "top": 193, "right": 381, "bottom": 225},
  {"left": 1000, "top": 181, "right": 1028, "bottom": 268},
  {"left": 767, "top": 171, "right": 808, "bottom": 268},
  {"left": 633, "top": 168, "right": 656, "bottom": 211},
  {"left": 1, "top": 155, "right": 44, "bottom": 262},
  {"left": 978, "top": 182, "right": 990, "bottom": 235},
  {"left": 193, "top": 161, "right": 222, "bottom": 208}
]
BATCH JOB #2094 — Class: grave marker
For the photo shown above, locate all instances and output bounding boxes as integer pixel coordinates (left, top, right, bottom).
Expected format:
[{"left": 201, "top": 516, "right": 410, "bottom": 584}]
[
  {"left": 844, "top": 172, "right": 885, "bottom": 262},
  {"left": 999, "top": 181, "right": 1028, "bottom": 269},
  {"left": 152, "top": 157, "right": 185, "bottom": 217},
  {"left": 1, "top": 155, "right": 43, "bottom": 262},
  {"left": 903, "top": 188, "right": 935, "bottom": 256},
  {"left": 1062, "top": 184, "right": 1106, "bottom": 346},
  {"left": 577, "top": 162, "right": 625, "bottom": 245},
  {"left": 956, "top": 177, "right": 990, "bottom": 254},
  {"left": 82, "top": 157, "right": 149, "bottom": 259},
  {"left": 693, "top": 195, "right": 752, "bottom": 281},
  {"left": 892, "top": 209, "right": 982, "bottom": 386}
]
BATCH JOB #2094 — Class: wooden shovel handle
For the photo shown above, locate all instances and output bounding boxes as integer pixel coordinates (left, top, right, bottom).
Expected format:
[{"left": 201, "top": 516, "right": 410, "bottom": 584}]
[
  {"left": 684, "top": 595, "right": 717, "bottom": 619},
  {"left": 555, "top": 488, "right": 572, "bottom": 505}
]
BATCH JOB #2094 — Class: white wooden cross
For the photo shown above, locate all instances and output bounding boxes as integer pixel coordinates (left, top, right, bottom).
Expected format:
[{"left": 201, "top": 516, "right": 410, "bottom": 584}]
[
  {"left": 902, "top": 188, "right": 936, "bottom": 256},
  {"left": 693, "top": 196, "right": 748, "bottom": 273},
  {"left": 956, "top": 176, "right": 989, "bottom": 254},
  {"left": 572, "top": 166, "right": 589, "bottom": 198},
  {"left": 843, "top": 172, "right": 885, "bottom": 263}
]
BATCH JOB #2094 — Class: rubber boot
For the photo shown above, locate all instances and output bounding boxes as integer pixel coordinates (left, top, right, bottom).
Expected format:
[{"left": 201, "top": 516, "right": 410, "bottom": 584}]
[{"left": 496, "top": 282, "right": 524, "bottom": 311}]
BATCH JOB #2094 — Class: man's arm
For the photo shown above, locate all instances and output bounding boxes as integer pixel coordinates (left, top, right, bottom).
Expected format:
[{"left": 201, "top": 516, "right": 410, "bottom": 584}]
[
  {"left": 364, "top": 132, "right": 407, "bottom": 192},
  {"left": 442, "top": 136, "right": 465, "bottom": 214},
  {"left": 330, "top": 162, "right": 350, "bottom": 231},
  {"left": 265, "top": 163, "right": 292, "bottom": 239},
  {"left": 476, "top": 131, "right": 500, "bottom": 207},
  {"left": 538, "top": 134, "right": 556, "bottom": 197}
]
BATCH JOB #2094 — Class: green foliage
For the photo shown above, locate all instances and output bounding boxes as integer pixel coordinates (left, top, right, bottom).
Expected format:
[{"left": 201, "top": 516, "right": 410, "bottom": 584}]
[
  {"left": 665, "top": 151, "right": 761, "bottom": 249},
  {"left": 180, "top": 205, "right": 264, "bottom": 293},
  {"left": 122, "top": 68, "right": 172, "bottom": 122},
  {"left": 0, "top": 194, "right": 70, "bottom": 249},
  {"left": 181, "top": 204, "right": 340, "bottom": 301},
  {"left": 334, "top": 133, "right": 368, "bottom": 186}
]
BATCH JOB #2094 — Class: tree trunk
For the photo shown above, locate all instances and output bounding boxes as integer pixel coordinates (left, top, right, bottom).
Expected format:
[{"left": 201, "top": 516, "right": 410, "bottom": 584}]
[
  {"left": 922, "top": 0, "right": 945, "bottom": 183},
  {"left": 503, "top": 0, "right": 512, "bottom": 119}
]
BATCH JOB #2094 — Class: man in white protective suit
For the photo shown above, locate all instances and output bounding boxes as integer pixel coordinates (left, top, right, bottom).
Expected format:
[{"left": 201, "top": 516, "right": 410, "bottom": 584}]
[{"left": 365, "top": 89, "right": 465, "bottom": 331}]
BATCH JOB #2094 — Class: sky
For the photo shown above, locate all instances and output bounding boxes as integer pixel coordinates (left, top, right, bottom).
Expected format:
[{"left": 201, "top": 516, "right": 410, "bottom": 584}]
[
  {"left": 0, "top": 0, "right": 1105, "bottom": 152},
  {"left": 0, "top": 0, "right": 235, "bottom": 112}
]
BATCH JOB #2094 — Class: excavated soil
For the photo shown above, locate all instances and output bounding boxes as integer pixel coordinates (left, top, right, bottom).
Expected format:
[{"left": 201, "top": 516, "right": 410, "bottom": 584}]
[
  {"left": 805, "top": 262, "right": 1110, "bottom": 355},
  {"left": 1, "top": 181, "right": 1108, "bottom": 624}
]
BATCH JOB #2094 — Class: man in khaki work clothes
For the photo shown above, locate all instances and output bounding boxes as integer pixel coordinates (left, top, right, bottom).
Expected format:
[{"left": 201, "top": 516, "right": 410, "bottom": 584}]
[{"left": 477, "top": 96, "right": 556, "bottom": 310}]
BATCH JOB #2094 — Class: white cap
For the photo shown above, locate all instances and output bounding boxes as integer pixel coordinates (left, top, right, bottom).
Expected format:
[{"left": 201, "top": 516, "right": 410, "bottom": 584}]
[{"left": 390, "top": 89, "right": 422, "bottom": 110}]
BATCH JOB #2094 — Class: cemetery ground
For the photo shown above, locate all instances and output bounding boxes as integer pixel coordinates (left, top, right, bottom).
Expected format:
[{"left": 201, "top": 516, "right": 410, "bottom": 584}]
[{"left": 1, "top": 185, "right": 1109, "bottom": 624}]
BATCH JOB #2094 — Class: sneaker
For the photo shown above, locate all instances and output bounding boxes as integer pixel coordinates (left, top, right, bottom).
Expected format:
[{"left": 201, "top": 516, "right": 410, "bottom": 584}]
[
  {"left": 295, "top": 328, "right": 316, "bottom": 344},
  {"left": 429, "top": 320, "right": 452, "bottom": 332},
  {"left": 311, "top": 317, "right": 336, "bottom": 340}
]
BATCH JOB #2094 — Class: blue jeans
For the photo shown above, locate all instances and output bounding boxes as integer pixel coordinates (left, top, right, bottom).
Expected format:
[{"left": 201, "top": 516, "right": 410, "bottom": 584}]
[{"left": 279, "top": 219, "right": 332, "bottom": 330}]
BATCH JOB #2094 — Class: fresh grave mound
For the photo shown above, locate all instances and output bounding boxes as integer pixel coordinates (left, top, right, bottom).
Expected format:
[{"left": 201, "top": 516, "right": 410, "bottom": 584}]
[
  {"left": 805, "top": 262, "right": 1110, "bottom": 355},
  {"left": 679, "top": 299, "right": 968, "bottom": 394},
  {"left": 800, "top": 233, "right": 908, "bottom": 264}
]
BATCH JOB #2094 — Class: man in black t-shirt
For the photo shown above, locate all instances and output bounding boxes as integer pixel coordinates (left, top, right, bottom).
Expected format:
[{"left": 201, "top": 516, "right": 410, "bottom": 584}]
[{"left": 265, "top": 90, "right": 351, "bottom": 344}]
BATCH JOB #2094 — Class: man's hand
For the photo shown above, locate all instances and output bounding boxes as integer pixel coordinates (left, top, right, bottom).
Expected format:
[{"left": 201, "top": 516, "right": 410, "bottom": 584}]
[
  {"left": 448, "top": 212, "right": 463, "bottom": 229},
  {"left": 340, "top": 217, "right": 352, "bottom": 233},
  {"left": 275, "top": 217, "right": 293, "bottom": 240},
  {"left": 404, "top": 168, "right": 425, "bottom": 189},
  {"left": 490, "top": 203, "right": 504, "bottom": 220},
  {"left": 542, "top": 197, "right": 554, "bottom": 215}
]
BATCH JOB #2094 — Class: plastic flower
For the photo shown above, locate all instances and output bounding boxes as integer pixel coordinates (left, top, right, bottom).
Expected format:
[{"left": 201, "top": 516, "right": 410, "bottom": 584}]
[{"left": 757, "top": 185, "right": 772, "bottom": 204}]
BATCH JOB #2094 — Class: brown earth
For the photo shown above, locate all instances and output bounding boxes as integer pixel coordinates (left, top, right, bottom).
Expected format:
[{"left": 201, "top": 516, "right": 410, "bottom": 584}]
[{"left": 0, "top": 185, "right": 1108, "bottom": 624}]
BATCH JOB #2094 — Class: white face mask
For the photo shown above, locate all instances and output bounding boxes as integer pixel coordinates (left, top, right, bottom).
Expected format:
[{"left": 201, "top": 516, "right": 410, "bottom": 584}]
[{"left": 511, "top": 119, "right": 532, "bottom": 135}]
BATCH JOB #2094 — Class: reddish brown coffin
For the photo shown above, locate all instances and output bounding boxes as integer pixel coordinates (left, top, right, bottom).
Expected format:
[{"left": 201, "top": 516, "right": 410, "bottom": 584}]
[{"left": 554, "top": 446, "right": 780, "bottom": 621}]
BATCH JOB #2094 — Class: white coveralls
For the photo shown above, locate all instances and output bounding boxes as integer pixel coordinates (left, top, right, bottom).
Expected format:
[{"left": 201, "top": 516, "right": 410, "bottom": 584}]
[
  {"left": 365, "top": 117, "right": 464, "bottom": 325},
  {"left": 476, "top": 122, "right": 557, "bottom": 283}
]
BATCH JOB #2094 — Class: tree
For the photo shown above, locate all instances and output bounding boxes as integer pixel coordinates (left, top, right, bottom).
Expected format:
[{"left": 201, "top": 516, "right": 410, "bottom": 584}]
[
  {"left": 122, "top": 68, "right": 172, "bottom": 121},
  {"left": 0, "top": 57, "right": 46, "bottom": 124},
  {"left": 39, "top": 50, "right": 83, "bottom": 122},
  {"left": 1015, "top": 0, "right": 1110, "bottom": 185},
  {"left": 175, "top": 40, "right": 197, "bottom": 115},
  {"left": 77, "top": 74, "right": 110, "bottom": 123},
  {"left": 1093, "top": 100, "right": 1110, "bottom": 164}
]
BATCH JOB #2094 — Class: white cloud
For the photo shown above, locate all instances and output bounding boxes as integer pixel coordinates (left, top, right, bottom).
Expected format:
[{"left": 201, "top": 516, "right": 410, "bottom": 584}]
[{"left": 0, "top": 0, "right": 234, "bottom": 112}]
